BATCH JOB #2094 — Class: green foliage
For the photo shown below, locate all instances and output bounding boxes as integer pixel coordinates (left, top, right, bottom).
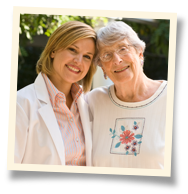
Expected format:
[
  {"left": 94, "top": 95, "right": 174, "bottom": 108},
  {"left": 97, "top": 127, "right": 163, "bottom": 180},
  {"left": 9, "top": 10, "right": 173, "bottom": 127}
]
[
  {"left": 150, "top": 20, "right": 169, "bottom": 57},
  {"left": 19, "top": 14, "right": 108, "bottom": 57}
]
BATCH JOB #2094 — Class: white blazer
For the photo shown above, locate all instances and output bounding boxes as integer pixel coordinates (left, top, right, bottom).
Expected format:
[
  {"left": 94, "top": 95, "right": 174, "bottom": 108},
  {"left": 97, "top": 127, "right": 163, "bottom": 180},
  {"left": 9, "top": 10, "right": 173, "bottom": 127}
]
[{"left": 15, "top": 73, "right": 92, "bottom": 165}]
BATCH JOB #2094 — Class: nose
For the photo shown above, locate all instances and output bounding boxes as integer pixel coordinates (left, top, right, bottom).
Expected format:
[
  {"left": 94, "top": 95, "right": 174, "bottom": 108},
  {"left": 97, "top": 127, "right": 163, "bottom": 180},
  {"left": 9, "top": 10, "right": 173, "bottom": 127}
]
[
  {"left": 112, "top": 52, "right": 122, "bottom": 65},
  {"left": 74, "top": 54, "right": 82, "bottom": 65}
]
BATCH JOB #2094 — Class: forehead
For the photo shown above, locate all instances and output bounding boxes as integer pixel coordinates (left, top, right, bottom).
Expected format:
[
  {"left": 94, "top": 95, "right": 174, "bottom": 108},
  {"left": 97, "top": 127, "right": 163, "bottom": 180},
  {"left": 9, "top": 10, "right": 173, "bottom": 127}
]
[
  {"left": 99, "top": 39, "right": 129, "bottom": 52},
  {"left": 72, "top": 38, "right": 95, "bottom": 54}
]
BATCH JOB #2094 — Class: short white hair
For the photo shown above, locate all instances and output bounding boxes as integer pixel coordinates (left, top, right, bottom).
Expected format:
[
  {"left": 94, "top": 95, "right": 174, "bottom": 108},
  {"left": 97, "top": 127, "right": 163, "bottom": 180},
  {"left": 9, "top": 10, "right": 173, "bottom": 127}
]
[{"left": 95, "top": 21, "right": 146, "bottom": 65}]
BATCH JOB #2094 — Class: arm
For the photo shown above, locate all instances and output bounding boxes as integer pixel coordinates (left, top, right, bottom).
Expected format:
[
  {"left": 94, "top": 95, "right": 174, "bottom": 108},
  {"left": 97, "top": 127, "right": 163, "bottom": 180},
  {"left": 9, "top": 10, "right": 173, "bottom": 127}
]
[{"left": 14, "top": 102, "right": 29, "bottom": 163}]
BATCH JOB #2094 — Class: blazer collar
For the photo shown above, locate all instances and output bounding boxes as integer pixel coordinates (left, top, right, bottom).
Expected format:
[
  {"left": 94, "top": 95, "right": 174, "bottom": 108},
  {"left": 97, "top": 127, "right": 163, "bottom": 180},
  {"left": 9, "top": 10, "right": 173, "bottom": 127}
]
[{"left": 34, "top": 73, "right": 51, "bottom": 104}]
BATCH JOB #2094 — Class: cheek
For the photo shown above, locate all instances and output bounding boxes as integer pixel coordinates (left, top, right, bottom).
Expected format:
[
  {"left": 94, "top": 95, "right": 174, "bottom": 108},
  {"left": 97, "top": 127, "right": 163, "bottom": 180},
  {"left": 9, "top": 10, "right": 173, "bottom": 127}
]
[
  {"left": 101, "top": 62, "right": 111, "bottom": 71},
  {"left": 85, "top": 63, "right": 91, "bottom": 73}
]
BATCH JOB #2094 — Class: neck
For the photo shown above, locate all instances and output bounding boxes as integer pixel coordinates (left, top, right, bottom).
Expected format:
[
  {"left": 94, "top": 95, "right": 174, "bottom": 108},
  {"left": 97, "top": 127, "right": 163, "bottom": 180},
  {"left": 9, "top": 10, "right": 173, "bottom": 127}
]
[
  {"left": 114, "top": 73, "right": 161, "bottom": 102},
  {"left": 48, "top": 73, "right": 73, "bottom": 109}
]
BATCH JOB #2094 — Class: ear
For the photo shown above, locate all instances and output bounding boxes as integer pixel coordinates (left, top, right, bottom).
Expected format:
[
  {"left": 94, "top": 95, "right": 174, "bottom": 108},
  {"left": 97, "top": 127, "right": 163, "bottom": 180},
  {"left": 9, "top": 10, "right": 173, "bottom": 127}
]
[
  {"left": 51, "top": 51, "right": 55, "bottom": 58},
  {"left": 139, "top": 51, "right": 144, "bottom": 60},
  {"left": 101, "top": 66, "right": 105, "bottom": 73}
]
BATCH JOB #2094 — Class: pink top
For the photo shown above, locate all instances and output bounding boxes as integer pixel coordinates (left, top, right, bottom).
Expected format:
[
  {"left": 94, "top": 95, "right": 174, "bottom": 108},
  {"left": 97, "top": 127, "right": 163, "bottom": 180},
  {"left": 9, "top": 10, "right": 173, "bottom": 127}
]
[{"left": 42, "top": 73, "right": 86, "bottom": 166}]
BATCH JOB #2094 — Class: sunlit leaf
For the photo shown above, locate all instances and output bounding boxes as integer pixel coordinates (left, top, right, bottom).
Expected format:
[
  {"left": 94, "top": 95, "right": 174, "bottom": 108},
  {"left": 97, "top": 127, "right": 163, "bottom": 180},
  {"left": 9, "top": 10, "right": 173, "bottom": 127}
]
[{"left": 26, "top": 31, "right": 31, "bottom": 40}]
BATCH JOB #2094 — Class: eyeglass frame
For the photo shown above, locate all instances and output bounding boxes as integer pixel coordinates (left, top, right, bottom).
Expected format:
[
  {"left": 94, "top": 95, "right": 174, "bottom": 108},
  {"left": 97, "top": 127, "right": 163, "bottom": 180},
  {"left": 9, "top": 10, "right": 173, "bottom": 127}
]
[{"left": 99, "top": 44, "right": 134, "bottom": 63}]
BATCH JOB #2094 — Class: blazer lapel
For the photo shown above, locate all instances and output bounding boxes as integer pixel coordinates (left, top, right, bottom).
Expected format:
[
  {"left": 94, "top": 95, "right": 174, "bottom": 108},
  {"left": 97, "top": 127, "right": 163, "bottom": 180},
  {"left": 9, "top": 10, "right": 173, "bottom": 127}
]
[
  {"left": 77, "top": 96, "right": 92, "bottom": 166},
  {"left": 34, "top": 73, "right": 65, "bottom": 165},
  {"left": 38, "top": 104, "right": 65, "bottom": 165}
]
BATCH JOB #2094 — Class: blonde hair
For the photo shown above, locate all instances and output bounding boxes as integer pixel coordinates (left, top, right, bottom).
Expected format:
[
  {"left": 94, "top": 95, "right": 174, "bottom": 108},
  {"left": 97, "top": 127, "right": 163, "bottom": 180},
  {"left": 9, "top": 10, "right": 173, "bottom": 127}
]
[{"left": 36, "top": 21, "right": 97, "bottom": 92}]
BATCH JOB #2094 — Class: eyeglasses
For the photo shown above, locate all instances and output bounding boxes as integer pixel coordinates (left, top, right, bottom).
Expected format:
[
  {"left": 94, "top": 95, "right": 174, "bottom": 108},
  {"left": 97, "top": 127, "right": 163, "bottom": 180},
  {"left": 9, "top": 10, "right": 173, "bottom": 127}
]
[{"left": 99, "top": 44, "right": 133, "bottom": 62}]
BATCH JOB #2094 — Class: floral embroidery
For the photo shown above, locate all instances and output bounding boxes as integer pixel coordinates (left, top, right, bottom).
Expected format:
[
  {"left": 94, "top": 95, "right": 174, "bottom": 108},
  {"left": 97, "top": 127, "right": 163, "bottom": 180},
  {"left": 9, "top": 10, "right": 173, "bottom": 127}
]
[
  {"left": 110, "top": 119, "right": 144, "bottom": 156},
  {"left": 131, "top": 147, "right": 137, "bottom": 153},
  {"left": 133, "top": 121, "right": 139, "bottom": 130},
  {"left": 120, "top": 130, "right": 135, "bottom": 144},
  {"left": 132, "top": 140, "right": 137, "bottom": 146},
  {"left": 125, "top": 145, "right": 131, "bottom": 150}
]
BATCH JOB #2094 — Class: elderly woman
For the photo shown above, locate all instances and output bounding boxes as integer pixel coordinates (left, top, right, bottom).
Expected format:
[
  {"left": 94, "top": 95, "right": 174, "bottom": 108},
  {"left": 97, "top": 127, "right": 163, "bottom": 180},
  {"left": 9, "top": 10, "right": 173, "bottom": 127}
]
[
  {"left": 15, "top": 21, "right": 96, "bottom": 166},
  {"left": 86, "top": 21, "right": 167, "bottom": 169}
]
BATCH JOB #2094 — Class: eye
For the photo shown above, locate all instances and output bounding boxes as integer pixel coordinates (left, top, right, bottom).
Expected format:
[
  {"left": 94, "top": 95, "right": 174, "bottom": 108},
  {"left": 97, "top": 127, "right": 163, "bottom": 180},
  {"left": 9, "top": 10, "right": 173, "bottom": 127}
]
[
  {"left": 68, "top": 47, "right": 77, "bottom": 53},
  {"left": 119, "top": 46, "right": 129, "bottom": 54},
  {"left": 103, "top": 52, "right": 112, "bottom": 58},
  {"left": 84, "top": 55, "right": 92, "bottom": 60},
  {"left": 120, "top": 47, "right": 128, "bottom": 51}
]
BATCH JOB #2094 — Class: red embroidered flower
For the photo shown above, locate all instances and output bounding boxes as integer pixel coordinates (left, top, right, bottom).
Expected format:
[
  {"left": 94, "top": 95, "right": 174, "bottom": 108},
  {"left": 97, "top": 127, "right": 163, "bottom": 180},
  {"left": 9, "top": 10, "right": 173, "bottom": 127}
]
[
  {"left": 133, "top": 125, "right": 139, "bottom": 130},
  {"left": 132, "top": 140, "right": 137, "bottom": 146},
  {"left": 120, "top": 130, "right": 135, "bottom": 144},
  {"left": 125, "top": 145, "right": 130, "bottom": 150},
  {"left": 131, "top": 147, "right": 137, "bottom": 153}
]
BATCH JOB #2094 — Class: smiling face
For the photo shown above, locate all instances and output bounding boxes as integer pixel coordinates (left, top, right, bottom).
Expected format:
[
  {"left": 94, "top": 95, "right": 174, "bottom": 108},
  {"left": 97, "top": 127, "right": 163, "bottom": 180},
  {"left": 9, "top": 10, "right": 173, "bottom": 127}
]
[
  {"left": 50, "top": 38, "right": 95, "bottom": 87},
  {"left": 99, "top": 39, "right": 143, "bottom": 86}
]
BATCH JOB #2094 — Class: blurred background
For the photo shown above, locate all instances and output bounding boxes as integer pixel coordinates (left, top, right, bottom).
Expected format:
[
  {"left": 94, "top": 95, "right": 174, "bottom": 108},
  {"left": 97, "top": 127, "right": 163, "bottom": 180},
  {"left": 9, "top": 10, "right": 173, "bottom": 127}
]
[{"left": 18, "top": 14, "right": 169, "bottom": 90}]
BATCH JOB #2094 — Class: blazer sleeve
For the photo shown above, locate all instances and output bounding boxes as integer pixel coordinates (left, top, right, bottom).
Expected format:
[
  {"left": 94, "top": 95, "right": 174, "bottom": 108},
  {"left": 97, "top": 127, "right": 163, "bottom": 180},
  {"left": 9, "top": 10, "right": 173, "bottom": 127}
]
[
  {"left": 83, "top": 93, "right": 93, "bottom": 122},
  {"left": 14, "top": 102, "right": 29, "bottom": 163}
]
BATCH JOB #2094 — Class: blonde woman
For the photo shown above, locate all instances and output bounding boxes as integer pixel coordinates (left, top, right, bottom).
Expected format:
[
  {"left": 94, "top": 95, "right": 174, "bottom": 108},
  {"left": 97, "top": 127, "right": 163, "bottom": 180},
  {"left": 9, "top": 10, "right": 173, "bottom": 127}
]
[{"left": 15, "top": 21, "right": 96, "bottom": 166}]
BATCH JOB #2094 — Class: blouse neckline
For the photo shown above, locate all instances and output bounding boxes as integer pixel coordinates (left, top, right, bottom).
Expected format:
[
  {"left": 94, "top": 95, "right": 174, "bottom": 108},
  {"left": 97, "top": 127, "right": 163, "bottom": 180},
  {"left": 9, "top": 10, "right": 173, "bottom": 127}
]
[{"left": 108, "top": 80, "right": 167, "bottom": 109}]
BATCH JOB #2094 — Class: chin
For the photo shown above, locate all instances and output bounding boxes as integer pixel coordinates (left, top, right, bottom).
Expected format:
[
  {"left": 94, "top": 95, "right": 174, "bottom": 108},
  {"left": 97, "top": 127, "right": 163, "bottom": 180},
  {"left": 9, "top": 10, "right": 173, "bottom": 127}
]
[{"left": 114, "top": 76, "right": 131, "bottom": 84}]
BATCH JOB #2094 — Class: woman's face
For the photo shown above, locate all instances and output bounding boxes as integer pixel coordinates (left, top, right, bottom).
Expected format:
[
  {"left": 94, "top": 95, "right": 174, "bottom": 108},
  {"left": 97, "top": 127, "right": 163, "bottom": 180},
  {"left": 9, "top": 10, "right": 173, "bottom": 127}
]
[
  {"left": 50, "top": 38, "right": 95, "bottom": 86},
  {"left": 99, "top": 39, "right": 143, "bottom": 86}
]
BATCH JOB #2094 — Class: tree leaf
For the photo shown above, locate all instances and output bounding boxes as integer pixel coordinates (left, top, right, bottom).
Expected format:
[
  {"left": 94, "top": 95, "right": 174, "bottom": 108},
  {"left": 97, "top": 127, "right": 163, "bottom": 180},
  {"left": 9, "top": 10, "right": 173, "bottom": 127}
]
[
  {"left": 115, "top": 142, "right": 121, "bottom": 148},
  {"left": 109, "top": 128, "right": 112, "bottom": 133},
  {"left": 138, "top": 141, "right": 142, "bottom": 144},
  {"left": 126, "top": 151, "right": 129, "bottom": 155},
  {"left": 121, "top": 125, "right": 125, "bottom": 131},
  {"left": 44, "top": 31, "right": 51, "bottom": 37},
  {"left": 134, "top": 134, "right": 142, "bottom": 139},
  {"left": 134, "top": 121, "right": 137, "bottom": 125},
  {"left": 134, "top": 152, "right": 137, "bottom": 156},
  {"left": 113, "top": 129, "right": 115, "bottom": 134},
  {"left": 26, "top": 31, "right": 31, "bottom": 40},
  {"left": 111, "top": 135, "right": 116, "bottom": 138}
]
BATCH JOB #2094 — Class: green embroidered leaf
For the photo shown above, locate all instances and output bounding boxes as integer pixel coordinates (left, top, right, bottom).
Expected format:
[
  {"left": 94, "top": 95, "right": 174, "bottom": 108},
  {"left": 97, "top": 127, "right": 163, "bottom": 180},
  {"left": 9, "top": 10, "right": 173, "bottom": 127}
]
[
  {"left": 115, "top": 142, "right": 121, "bottom": 148},
  {"left": 113, "top": 129, "right": 115, "bottom": 134},
  {"left": 138, "top": 141, "right": 142, "bottom": 144},
  {"left": 134, "top": 121, "right": 137, "bottom": 125},
  {"left": 134, "top": 134, "right": 142, "bottom": 139},
  {"left": 111, "top": 135, "right": 116, "bottom": 138},
  {"left": 134, "top": 152, "right": 137, "bottom": 156},
  {"left": 121, "top": 125, "right": 125, "bottom": 131},
  {"left": 126, "top": 151, "right": 129, "bottom": 155},
  {"left": 109, "top": 128, "right": 112, "bottom": 133}
]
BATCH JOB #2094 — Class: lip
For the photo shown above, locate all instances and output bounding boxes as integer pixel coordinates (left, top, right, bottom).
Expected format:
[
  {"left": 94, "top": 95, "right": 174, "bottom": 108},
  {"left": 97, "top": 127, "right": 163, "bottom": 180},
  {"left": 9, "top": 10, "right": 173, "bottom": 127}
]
[
  {"left": 114, "top": 66, "right": 129, "bottom": 73},
  {"left": 66, "top": 64, "right": 81, "bottom": 74}
]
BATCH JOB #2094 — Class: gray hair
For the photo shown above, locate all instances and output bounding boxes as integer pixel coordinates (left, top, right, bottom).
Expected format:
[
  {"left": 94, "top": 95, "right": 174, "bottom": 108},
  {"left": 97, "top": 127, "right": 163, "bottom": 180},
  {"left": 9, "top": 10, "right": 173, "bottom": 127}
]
[{"left": 95, "top": 21, "right": 146, "bottom": 65}]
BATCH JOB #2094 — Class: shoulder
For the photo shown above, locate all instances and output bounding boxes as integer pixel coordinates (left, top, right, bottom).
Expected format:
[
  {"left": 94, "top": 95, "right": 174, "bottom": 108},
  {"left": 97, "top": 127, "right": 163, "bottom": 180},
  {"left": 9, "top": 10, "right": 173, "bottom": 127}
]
[
  {"left": 85, "top": 85, "right": 111, "bottom": 104},
  {"left": 89, "top": 85, "right": 109, "bottom": 97},
  {"left": 159, "top": 80, "right": 168, "bottom": 96},
  {"left": 17, "top": 83, "right": 37, "bottom": 107}
]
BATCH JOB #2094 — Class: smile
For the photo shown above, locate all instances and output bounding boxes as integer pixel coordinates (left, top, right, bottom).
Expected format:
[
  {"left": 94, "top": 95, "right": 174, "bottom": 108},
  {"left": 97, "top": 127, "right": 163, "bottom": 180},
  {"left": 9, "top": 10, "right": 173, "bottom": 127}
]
[
  {"left": 114, "top": 66, "right": 129, "bottom": 73},
  {"left": 66, "top": 65, "right": 80, "bottom": 73}
]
